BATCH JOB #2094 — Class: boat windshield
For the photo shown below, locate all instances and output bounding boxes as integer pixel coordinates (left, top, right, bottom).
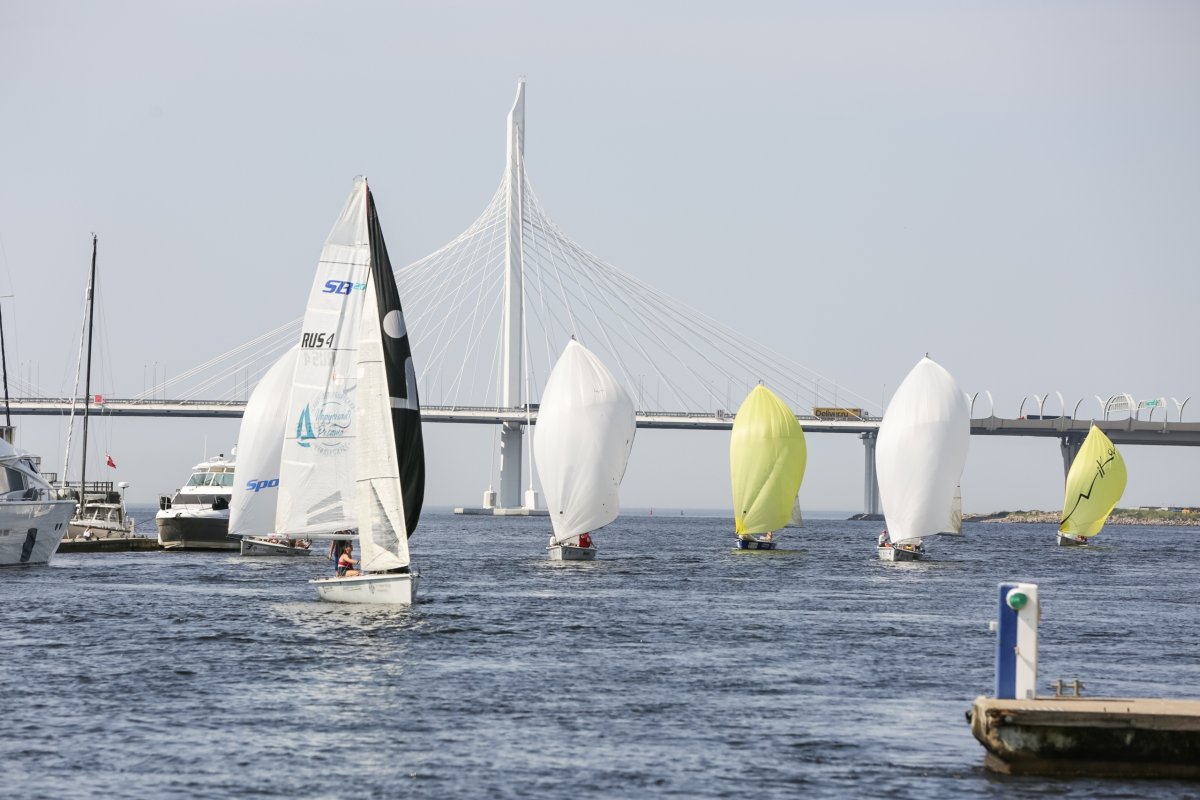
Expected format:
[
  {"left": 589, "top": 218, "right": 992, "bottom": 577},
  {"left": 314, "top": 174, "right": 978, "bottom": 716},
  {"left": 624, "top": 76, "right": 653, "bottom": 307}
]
[{"left": 184, "top": 471, "right": 234, "bottom": 488}]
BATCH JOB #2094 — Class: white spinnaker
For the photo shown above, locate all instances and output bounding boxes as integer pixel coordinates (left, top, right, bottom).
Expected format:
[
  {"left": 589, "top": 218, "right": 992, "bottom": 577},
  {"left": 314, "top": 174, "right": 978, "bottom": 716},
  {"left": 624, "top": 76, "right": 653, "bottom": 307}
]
[
  {"left": 229, "top": 347, "right": 299, "bottom": 538},
  {"left": 533, "top": 340, "right": 636, "bottom": 544},
  {"left": 277, "top": 179, "right": 370, "bottom": 537},
  {"left": 355, "top": 265, "right": 410, "bottom": 572},
  {"left": 876, "top": 357, "right": 969, "bottom": 545}
]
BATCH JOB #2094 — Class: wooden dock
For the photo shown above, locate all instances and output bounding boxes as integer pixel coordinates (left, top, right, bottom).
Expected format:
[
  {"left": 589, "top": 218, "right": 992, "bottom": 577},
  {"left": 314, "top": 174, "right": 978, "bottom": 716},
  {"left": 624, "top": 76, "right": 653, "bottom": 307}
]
[
  {"left": 57, "top": 537, "right": 161, "bottom": 553},
  {"left": 968, "top": 696, "right": 1200, "bottom": 778}
]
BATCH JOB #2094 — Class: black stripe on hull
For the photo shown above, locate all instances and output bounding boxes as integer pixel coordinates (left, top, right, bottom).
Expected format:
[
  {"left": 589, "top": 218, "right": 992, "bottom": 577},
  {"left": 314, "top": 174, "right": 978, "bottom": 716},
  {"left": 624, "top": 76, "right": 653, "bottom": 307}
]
[{"left": 156, "top": 516, "right": 235, "bottom": 550}]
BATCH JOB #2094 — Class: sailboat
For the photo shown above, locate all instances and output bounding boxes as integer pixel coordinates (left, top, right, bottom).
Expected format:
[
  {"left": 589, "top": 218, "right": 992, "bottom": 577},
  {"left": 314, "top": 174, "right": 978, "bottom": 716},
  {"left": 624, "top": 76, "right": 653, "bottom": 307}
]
[
  {"left": 730, "top": 384, "right": 806, "bottom": 551},
  {"left": 228, "top": 348, "right": 311, "bottom": 556},
  {"left": 875, "top": 357, "right": 969, "bottom": 562},
  {"left": 60, "top": 236, "right": 135, "bottom": 545},
  {"left": 301, "top": 178, "right": 424, "bottom": 604},
  {"left": 533, "top": 339, "right": 636, "bottom": 561},
  {"left": 1058, "top": 425, "right": 1126, "bottom": 547},
  {"left": 942, "top": 484, "right": 963, "bottom": 536}
]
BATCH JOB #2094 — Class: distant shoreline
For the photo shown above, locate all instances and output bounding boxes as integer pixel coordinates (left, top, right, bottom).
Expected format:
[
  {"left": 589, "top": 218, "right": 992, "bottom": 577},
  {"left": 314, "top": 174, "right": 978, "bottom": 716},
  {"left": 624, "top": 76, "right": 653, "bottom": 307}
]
[{"left": 964, "top": 509, "right": 1200, "bottom": 526}]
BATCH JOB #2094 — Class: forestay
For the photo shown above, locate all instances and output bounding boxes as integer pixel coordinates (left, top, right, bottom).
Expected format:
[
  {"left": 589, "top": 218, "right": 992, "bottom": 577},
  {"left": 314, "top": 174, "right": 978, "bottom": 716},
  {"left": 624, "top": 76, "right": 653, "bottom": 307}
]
[
  {"left": 533, "top": 340, "right": 636, "bottom": 544},
  {"left": 730, "top": 384, "right": 807, "bottom": 536},
  {"left": 229, "top": 347, "right": 299, "bottom": 538},
  {"left": 277, "top": 180, "right": 372, "bottom": 537},
  {"left": 1060, "top": 425, "right": 1126, "bottom": 538},
  {"left": 875, "top": 357, "right": 969, "bottom": 545}
]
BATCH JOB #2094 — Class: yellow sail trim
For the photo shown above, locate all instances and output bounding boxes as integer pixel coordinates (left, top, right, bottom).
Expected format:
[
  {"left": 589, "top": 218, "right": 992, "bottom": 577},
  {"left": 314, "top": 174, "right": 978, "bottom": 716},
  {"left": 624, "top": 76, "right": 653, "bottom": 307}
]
[
  {"left": 730, "top": 385, "right": 807, "bottom": 536},
  {"left": 1060, "top": 426, "right": 1127, "bottom": 538}
]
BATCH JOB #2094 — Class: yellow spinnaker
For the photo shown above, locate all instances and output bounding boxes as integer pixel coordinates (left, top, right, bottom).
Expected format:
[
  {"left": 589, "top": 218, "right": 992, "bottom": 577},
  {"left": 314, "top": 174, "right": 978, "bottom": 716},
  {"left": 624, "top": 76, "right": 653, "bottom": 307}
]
[
  {"left": 1060, "top": 425, "right": 1127, "bottom": 538},
  {"left": 730, "top": 385, "right": 807, "bottom": 536}
]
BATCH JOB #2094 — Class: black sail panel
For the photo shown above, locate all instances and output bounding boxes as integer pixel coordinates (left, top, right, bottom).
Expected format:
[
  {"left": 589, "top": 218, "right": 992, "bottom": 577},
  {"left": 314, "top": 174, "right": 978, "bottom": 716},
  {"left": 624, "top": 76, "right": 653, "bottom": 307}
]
[{"left": 366, "top": 188, "right": 425, "bottom": 537}]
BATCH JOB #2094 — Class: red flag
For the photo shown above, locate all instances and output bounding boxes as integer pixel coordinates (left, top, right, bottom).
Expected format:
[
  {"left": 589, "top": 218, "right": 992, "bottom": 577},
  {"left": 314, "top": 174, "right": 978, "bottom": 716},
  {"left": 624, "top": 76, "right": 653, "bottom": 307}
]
[
  {"left": 106, "top": 454, "right": 116, "bottom": 468},
  {"left": 94, "top": 394, "right": 104, "bottom": 404}
]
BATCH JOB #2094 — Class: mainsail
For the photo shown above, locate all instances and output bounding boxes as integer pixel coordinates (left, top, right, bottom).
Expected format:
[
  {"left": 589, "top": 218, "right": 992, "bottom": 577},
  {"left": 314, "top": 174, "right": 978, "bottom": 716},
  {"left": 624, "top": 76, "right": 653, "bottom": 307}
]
[
  {"left": 875, "top": 357, "right": 969, "bottom": 545},
  {"left": 533, "top": 340, "right": 636, "bottom": 545},
  {"left": 1060, "top": 425, "right": 1126, "bottom": 538},
  {"left": 354, "top": 183, "right": 425, "bottom": 571},
  {"left": 277, "top": 180, "right": 372, "bottom": 537},
  {"left": 229, "top": 347, "right": 299, "bottom": 538},
  {"left": 943, "top": 484, "right": 963, "bottom": 536},
  {"left": 730, "top": 384, "right": 807, "bottom": 536}
]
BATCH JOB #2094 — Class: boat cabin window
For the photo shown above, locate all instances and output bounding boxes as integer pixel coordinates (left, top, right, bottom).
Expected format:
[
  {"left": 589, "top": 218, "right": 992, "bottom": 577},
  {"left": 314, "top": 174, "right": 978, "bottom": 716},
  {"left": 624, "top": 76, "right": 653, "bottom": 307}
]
[
  {"left": 0, "top": 467, "right": 28, "bottom": 496},
  {"left": 185, "top": 472, "right": 209, "bottom": 487},
  {"left": 216, "top": 472, "right": 234, "bottom": 487}
]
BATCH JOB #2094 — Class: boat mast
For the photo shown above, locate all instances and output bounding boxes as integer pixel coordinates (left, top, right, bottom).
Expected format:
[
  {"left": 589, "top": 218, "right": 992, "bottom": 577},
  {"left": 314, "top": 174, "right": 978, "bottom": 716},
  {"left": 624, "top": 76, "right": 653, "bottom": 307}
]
[
  {"left": 78, "top": 235, "right": 97, "bottom": 514},
  {"left": 0, "top": 295, "right": 9, "bottom": 428}
]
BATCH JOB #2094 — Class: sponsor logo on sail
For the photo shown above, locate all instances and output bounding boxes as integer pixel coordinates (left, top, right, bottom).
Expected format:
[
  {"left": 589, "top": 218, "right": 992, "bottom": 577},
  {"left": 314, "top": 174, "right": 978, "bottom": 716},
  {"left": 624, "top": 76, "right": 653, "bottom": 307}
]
[
  {"left": 295, "top": 391, "right": 354, "bottom": 454},
  {"left": 246, "top": 478, "right": 280, "bottom": 493},
  {"left": 322, "top": 280, "right": 366, "bottom": 295}
]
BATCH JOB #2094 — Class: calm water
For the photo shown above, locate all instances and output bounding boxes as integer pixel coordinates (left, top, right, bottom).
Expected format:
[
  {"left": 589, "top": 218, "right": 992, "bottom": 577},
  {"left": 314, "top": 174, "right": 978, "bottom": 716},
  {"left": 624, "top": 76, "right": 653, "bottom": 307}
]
[{"left": 2, "top": 510, "right": 1197, "bottom": 799}]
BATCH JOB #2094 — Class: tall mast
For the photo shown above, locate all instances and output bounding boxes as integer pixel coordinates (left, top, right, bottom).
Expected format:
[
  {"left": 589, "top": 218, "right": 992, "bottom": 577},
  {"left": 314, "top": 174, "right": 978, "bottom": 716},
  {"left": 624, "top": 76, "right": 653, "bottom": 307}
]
[
  {"left": 78, "top": 235, "right": 97, "bottom": 513},
  {"left": 498, "top": 80, "right": 526, "bottom": 509},
  {"left": 0, "top": 295, "right": 10, "bottom": 428}
]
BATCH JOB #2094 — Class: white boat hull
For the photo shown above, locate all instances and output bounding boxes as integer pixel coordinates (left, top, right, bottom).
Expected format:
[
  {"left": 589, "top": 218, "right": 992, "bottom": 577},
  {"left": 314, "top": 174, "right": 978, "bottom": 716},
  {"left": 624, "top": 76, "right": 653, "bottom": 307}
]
[
  {"left": 310, "top": 571, "right": 418, "bottom": 605},
  {"left": 240, "top": 537, "right": 312, "bottom": 557},
  {"left": 548, "top": 544, "right": 597, "bottom": 561},
  {"left": 1056, "top": 532, "right": 1090, "bottom": 547},
  {"left": 0, "top": 500, "right": 76, "bottom": 567},
  {"left": 878, "top": 544, "right": 924, "bottom": 562}
]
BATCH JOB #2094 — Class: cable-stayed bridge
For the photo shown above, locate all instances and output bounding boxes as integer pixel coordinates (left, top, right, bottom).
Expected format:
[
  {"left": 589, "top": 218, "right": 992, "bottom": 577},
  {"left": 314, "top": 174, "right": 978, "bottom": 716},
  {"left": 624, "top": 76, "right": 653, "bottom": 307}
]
[{"left": 9, "top": 83, "right": 1198, "bottom": 515}]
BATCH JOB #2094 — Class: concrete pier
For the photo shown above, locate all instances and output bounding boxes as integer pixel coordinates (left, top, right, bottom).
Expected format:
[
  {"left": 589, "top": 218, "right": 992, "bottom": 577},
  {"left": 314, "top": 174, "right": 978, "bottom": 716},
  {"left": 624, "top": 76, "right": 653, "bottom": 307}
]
[
  {"left": 453, "top": 507, "right": 548, "bottom": 516},
  {"left": 969, "top": 696, "right": 1200, "bottom": 778}
]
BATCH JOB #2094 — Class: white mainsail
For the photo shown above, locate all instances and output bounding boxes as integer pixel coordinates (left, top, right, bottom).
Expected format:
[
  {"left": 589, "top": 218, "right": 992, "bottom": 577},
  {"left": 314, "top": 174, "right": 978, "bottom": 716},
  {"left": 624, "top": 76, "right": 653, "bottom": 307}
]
[
  {"left": 228, "top": 347, "right": 299, "bottom": 538},
  {"left": 945, "top": 484, "right": 963, "bottom": 535},
  {"left": 533, "top": 340, "right": 636, "bottom": 545},
  {"left": 876, "top": 357, "right": 969, "bottom": 545},
  {"left": 277, "top": 180, "right": 372, "bottom": 537},
  {"left": 353, "top": 182, "right": 424, "bottom": 571}
]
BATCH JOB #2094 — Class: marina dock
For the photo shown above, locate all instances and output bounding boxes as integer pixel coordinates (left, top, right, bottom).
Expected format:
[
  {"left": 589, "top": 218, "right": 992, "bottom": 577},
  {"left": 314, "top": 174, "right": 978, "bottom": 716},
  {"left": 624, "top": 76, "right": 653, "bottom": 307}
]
[
  {"left": 969, "top": 696, "right": 1200, "bottom": 778},
  {"left": 57, "top": 537, "right": 161, "bottom": 553}
]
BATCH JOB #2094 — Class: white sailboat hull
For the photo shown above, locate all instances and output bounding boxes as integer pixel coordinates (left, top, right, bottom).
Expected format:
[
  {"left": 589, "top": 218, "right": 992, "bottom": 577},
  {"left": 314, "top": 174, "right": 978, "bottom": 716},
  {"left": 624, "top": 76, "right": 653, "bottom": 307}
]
[
  {"left": 878, "top": 544, "right": 924, "bottom": 562},
  {"left": 548, "top": 544, "right": 597, "bottom": 561},
  {"left": 1056, "top": 532, "right": 1090, "bottom": 547},
  {"left": 240, "top": 537, "right": 312, "bottom": 557},
  {"left": 0, "top": 500, "right": 76, "bottom": 567},
  {"left": 310, "top": 571, "right": 418, "bottom": 605}
]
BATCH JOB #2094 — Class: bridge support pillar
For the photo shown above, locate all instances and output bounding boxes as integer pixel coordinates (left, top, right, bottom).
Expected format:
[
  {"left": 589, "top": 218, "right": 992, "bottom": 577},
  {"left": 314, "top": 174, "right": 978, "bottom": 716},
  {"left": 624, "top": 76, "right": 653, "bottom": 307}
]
[
  {"left": 1059, "top": 433, "right": 1084, "bottom": 483},
  {"left": 499, "top": 421, "right": 523, "bottom": 508},
  {"left": 861, "top": 431, "right": 881, "bottom": 517}
]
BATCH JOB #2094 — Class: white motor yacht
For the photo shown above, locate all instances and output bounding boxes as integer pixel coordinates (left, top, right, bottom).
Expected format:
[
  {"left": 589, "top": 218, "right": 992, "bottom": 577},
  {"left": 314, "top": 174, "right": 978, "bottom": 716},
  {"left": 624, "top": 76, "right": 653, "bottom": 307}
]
[
  {"left": 155, "top": 453, "right": 237, "bottom": 550},
  {"left": 0, "top": 430, "right": 76, "bottom": 567}
]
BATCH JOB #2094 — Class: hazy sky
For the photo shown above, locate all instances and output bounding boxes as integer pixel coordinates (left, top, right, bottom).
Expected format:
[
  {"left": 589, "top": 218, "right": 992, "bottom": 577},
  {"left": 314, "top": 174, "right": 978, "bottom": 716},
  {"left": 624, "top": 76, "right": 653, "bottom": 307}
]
[{"left": 1, "top": 1, "right": 1197, "bottom": 513}]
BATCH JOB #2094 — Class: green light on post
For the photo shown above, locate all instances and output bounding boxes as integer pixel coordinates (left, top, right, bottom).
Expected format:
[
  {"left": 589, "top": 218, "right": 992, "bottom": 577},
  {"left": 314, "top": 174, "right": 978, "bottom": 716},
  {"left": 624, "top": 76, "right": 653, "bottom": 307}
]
[{"left": 1007, "top": 591, "right": 1029, "bottom": 610}]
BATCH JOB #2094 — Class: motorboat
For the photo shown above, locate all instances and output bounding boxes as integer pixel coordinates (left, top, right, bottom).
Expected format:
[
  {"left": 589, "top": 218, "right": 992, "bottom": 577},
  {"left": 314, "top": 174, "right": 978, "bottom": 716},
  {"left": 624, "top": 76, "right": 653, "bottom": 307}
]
[{"left": 155, "top": 453, "right": 237, "bottom": 549}]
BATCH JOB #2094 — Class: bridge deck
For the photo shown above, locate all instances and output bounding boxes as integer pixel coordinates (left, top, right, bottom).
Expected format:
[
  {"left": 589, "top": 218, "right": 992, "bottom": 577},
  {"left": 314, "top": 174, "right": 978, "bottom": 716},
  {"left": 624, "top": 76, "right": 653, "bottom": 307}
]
[{"left": 8, "top": 400, "right": 1200, "bottom": 444}]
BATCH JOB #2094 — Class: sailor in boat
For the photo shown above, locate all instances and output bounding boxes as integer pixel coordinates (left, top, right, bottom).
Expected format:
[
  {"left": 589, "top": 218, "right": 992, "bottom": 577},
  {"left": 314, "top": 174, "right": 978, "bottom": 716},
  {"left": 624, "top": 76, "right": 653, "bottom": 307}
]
[
  {"left": 877, "top": 529, "right": 891, "bottom": 549},
  {"left": 336, "top": 543, "right": 361, "bottom": 578},
  {"left": 578, "top": 532, "right": 594, "bottom": 549}
]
